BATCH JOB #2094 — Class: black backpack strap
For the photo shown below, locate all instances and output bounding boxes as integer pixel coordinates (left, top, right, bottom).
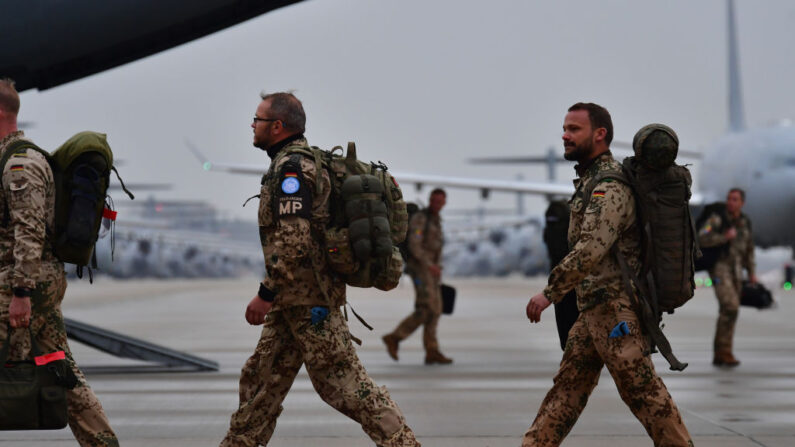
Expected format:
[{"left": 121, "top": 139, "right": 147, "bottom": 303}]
[
  {"left": 111, "top": 166, "right": 135, "bottom": 200},
  {"left": 611, "top": 245, "right": 688, "bottom": 371}
]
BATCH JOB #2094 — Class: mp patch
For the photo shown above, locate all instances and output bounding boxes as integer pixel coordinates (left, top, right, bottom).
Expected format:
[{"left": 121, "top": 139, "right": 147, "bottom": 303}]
[{"left": 274, "top": 154, "right": 312, "bottom": 219}]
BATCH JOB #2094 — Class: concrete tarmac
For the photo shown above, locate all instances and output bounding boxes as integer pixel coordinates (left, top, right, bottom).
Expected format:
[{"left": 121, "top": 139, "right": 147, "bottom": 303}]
[{"left": 1, "top": 275, "right": 794, "bottom": 446}]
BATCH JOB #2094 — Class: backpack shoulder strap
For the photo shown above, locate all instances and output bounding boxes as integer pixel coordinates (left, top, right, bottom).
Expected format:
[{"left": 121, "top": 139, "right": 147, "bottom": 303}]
[
  {"left": 582, "top": 168, "right": 629, "bottom": 209},
  {"left": 283, "top": 146, "right": 329, "bottom": 195}
]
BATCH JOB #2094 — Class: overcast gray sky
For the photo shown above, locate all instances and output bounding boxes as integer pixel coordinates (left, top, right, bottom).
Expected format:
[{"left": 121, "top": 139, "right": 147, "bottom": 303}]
[{"left": 18, "top": 0, "right": 795, "bottom": 221}]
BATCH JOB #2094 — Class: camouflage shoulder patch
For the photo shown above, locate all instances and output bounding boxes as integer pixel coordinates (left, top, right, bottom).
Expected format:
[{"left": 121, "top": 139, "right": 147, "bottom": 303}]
[{"left": 274, "top": 154, "right": 312, "bottom": 219}]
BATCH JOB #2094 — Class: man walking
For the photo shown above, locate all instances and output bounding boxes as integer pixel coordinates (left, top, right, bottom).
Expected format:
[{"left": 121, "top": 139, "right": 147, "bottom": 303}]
[
  {"left": 383, "top": 188, "right": 452, "bottom": 365},
  {"left": 698, "top": 188, "right": 756, "bottom": 367},
  {"left": 522, "top": 103, "right": 692, "bottom": 446},
  {"left": 0, "top": 78, "right": 118, "bottom": 446},
  {"left": 219, "top": 92, "right": 419, "bottom": 447}
]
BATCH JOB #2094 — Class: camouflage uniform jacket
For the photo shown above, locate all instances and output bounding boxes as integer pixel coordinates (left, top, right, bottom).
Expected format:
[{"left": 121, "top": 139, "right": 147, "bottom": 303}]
[
  {"left": 258, "top": 137, "right": 345, "bottom": 311},
  {"left": 543, "top": 152, "right": 641, "bottom": 311},
  {"left": 0, "top": 131, "right": 61, "bottom": 292},
  {"left": 407, "top": 210, "right": 443, "bottom": 272},
  {"left": 698, "top": 211, "right": 755, "bottom": 279}
]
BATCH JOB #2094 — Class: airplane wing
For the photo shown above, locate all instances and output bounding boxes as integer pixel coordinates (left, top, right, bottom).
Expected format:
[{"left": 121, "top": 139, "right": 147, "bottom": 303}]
[
  {"left": 1, "top": 0, "right": 303, "bottom": 91},
  {"left": 390, "top": 172, "right": 574, "bottom": 198},
  {"left": 187, "top": 142, "right": 710, "bottom": 203}
]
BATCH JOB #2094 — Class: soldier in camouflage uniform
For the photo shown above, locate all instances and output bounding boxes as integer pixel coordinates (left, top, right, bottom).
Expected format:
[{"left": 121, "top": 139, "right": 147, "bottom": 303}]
[
  {"left": 698, "top": 188, "right": 756, "bottom": 367},
  {"left": 382, "top": 189, "right": 451, "bottom": 365},
  {"left": 0, "top": 79, "right": 118, "bottom": 446},
  {"left": 523, "top": 103, "right": 692, "bottom": 447},
  {"left": 219, "top": 92, "right": 419, "bottom": 447}
]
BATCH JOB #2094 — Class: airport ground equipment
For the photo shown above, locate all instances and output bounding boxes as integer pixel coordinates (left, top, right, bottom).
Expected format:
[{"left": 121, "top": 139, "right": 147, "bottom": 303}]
[{"left": 64, "top": 318, "right": 218, "bottom": 374}]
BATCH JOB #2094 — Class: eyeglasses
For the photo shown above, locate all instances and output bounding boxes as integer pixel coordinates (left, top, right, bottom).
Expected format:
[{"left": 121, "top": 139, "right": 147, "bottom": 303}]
[{"left": 252, "top": 117, "right": 279, "bottom": 125}]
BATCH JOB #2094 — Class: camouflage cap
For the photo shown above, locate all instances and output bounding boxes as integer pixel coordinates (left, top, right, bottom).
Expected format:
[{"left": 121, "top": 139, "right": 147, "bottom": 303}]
[{"left": 632, "top": 123, "right": 679, "bottom": 170}]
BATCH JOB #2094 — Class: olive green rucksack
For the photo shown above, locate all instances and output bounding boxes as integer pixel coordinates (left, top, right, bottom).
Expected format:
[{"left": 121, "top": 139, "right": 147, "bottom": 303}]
[
  {"left": 585, "top": 124, "right": 698, "bottom": 315},
  {"left": 1, "top": 132, "right": 134, "bottom": 277},
  {"left": 276, "top": 142, "right": 408, "bottom": 291},
  {"left": 583, "top": 124, "right": 698, "bottom": 371}
]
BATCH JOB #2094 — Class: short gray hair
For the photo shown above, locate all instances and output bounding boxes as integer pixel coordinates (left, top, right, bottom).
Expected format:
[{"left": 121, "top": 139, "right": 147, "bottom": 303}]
[{"left": 259, "top": 92, "right": 306, "bottom": 134}]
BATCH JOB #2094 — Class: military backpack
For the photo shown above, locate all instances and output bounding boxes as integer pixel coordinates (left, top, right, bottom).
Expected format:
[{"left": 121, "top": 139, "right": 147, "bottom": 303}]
[
  {"left": 693, "top": 202, "right": 736, "bottom": 272},
  {"left": 1, "top": 132, "right": 134, "bottom": 278},
  {"left": 271, "top": 142, "right": 407, "bottom": 291},
  {"left": 585, "top": 124, "right": 698, "bottom": 315},
  {"left": 583, "top": 124, "right": 699, "bottom": 370}
]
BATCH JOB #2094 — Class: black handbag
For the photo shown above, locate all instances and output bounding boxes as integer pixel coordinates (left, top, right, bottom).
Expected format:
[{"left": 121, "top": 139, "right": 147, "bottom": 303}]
[
  {"left": 441, "top": 284, "right": 456, "bottom": 315},
  {"left": 0, "top": 326, "right": 76, "bottom": 430},
  {"left": 740, "top": 281, "right": 775, "bottom": 309}
]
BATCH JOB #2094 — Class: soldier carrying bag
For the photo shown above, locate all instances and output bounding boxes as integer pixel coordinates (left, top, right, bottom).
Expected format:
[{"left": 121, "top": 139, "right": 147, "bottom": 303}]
[{"left": 0, "top": 326, "right": 78, "bottom": 430}]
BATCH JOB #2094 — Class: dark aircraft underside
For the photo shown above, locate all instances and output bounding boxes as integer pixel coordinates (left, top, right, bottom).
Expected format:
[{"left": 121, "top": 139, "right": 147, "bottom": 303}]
[{"left": 1, "top": 0, "right": 302, "bottom": 92}]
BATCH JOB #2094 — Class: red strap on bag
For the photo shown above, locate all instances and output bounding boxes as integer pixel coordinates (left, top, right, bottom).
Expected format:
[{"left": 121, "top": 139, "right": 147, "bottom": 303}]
[
  {"left": 102, "top": 208, "right": 117, "bottom": 221},
  {"left": 34, "top": 350, "right": 65, "bottom": 366}
]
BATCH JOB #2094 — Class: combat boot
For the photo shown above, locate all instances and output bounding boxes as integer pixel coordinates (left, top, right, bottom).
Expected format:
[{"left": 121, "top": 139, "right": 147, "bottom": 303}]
[
  {"left": 424, "top": 350, "right": 453, "bottom": 365},
  {"left": 712, "top": 351, "right": 740, "bottom": 367},
  {"left": 382, "top": 334, "right": 400, "bottom": 361}
]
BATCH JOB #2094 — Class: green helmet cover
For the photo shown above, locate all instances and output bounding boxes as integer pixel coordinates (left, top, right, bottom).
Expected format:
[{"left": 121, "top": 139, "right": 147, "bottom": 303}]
[{"left": 632, "top": 123, "right": 679, "bottom": 170}]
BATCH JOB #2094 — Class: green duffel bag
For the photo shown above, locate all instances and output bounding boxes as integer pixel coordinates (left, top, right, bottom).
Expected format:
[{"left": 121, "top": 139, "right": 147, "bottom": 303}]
[{"left": 0, "top": 327, "right": 77, "bottom": 430}]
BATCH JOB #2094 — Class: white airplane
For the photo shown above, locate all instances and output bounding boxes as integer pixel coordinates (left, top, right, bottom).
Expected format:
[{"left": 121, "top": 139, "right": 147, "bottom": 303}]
[{"left": 191, "top": 0, "right": 793, "bottom": 258}]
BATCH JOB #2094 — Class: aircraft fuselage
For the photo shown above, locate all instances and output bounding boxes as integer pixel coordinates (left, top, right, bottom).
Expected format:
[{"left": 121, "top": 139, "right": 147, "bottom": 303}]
[{"left": 699, "top": 125, "right": 795, "bottom": 248}]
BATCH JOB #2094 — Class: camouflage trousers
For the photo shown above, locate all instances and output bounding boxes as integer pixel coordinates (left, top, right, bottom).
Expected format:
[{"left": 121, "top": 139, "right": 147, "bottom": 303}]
[
  {"left": 220, "top": 305, "right": 419, "bottom": 447},
  {"left": 523, "top": 294, "right": 692, "bottom": 447},
  {"left": 0, "top": 263, "right": 118, "bottom": 447},
  {"left": 710, "top": 262, "right": 741, "bottom": 354},
  {"left": 389, "top": 268, "right": 441, "bottom": 352}
]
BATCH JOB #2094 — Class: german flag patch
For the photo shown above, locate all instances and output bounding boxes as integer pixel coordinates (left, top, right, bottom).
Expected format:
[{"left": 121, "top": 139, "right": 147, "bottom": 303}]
[
  {"left": 592, "top": 191, "right": 605, "bottom": 198},
  {"left": 9, "top": 164, "right": 24, "bottom": 172}
]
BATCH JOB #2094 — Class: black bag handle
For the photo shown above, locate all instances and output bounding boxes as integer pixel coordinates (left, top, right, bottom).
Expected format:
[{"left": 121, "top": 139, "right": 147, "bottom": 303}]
[{"left": 0, "top": 324, "right": 44, "bottom": 364}]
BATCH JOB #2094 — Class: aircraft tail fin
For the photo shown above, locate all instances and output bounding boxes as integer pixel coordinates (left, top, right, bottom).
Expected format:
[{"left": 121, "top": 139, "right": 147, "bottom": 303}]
[{"left": 728, "top": 0, "right": 745, "bottom": 132}]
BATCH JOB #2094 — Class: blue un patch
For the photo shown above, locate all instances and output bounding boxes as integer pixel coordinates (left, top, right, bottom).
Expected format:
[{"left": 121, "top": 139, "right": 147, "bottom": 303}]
[{"left": 281, "top": 177, "right": 300, "bottom": 194}]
